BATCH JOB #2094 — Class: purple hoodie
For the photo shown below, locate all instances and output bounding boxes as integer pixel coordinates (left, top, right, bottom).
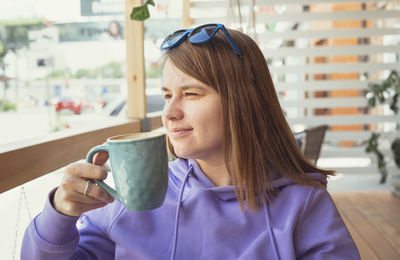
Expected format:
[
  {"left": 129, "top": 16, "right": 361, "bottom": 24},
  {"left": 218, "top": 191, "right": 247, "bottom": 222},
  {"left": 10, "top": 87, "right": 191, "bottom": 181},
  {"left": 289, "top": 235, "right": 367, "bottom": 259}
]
[{"left": 22, "top": 158, "right": 360, "bottom": 259}]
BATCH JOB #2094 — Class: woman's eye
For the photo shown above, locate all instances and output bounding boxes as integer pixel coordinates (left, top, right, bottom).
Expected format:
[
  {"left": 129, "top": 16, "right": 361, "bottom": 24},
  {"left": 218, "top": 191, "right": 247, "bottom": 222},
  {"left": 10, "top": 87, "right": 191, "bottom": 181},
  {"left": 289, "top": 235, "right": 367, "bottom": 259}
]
[
  {"left": 184, "top": 92, "right": 198, "bottom": 96},
  {"left": 163, "top": 94, "right": 172, "bottom": 99}
]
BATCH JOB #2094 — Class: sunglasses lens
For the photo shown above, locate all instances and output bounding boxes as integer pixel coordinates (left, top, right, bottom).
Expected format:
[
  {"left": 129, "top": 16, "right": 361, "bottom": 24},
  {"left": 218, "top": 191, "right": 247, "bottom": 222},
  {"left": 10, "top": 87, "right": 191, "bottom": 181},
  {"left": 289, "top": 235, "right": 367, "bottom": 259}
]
[
  {"left": 190, "top": 25, "right": 218, "bottom": 44},
  {"left": 161, "top": 30, "right": 188, "bottom": 50}
]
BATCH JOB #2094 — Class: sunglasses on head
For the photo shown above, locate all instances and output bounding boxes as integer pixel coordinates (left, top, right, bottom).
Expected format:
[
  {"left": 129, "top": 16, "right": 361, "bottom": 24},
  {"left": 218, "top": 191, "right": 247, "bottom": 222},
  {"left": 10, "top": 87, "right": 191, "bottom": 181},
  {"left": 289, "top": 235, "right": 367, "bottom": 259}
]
[{"left": 160, "top": 23, "right": 242, "bottom": 57}]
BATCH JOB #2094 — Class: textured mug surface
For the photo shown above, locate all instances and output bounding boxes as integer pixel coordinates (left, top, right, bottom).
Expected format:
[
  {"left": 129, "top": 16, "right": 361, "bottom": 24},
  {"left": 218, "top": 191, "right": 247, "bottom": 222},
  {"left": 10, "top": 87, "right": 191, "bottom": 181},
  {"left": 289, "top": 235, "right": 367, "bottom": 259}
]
[{"left": 86, "top": 132, "right": 168, "bottom": 211}]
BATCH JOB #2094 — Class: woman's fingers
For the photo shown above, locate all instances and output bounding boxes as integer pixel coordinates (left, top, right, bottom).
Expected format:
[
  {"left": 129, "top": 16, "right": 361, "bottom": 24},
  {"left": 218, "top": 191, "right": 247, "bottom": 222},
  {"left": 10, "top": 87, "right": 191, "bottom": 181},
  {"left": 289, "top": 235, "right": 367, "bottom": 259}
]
[
  {"left": 53, "top": 162, "right": 114, "bottom": 216},
  {"left": 62, "top": 187, "right": 113, "bottom": 206},
  {"left": 65, "top": 162, "right": 108, "bottom": 180},
  {"left": 78, "top": 180, "right": 115, "bottom": 204},
  {"left": 93, "top": 151, "right": 109, "bottom": 166},
  {"left": 93, "top": 142, "right": 109, "bottom": 166},
  {"left": 63, "top": 164, "right": 114, "bottom": 203}
]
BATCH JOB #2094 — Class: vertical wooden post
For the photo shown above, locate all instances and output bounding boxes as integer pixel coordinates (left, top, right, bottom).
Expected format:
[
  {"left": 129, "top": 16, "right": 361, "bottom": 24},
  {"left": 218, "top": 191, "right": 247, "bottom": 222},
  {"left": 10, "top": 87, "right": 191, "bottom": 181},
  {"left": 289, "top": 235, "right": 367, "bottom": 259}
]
[
  {"left": 182, "top": 0, "right": 193, "bottom": 28},
  {"left": 125, "top": 0, "right": 146, "bottom": 119}
]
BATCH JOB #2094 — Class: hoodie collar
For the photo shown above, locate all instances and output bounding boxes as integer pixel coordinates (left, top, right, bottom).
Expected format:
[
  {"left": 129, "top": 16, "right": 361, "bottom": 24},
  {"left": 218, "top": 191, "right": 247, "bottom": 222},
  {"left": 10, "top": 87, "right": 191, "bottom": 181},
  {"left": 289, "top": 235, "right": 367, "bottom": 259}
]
[
  {"left": 186, "top": 159, "right": 239, "bottom": 201},
  {"left": 187, "top": 159, "right": 216, "bottom": 188},
  {"left": 171, "top": 158, "right": 327, "bottom": 202}
]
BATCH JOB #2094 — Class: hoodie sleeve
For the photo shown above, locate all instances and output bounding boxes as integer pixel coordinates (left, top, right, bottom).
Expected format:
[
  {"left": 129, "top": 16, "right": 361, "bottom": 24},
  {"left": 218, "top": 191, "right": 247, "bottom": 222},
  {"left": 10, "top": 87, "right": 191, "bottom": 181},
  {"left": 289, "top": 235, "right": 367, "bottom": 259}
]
[
  {"left": 295, "top": 188, "right": 361, "bottom": 260},
  {"left": 21, "top": 188, "right": 117, "bottom": 260}
]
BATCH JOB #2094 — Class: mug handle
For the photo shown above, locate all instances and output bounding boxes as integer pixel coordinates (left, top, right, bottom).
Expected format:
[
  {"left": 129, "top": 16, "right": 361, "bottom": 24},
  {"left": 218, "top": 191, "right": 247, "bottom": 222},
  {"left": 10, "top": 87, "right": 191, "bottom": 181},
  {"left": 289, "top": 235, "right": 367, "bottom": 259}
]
[{"left": 86, "top": 145, "right": 120, "bottom": 201}]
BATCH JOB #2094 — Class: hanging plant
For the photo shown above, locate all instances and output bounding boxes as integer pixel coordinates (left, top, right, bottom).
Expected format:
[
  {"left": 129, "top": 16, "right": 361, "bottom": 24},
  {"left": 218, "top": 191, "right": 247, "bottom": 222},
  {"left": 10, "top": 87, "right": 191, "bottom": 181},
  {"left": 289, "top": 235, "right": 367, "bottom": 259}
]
[
  {"left": 130, "top": 0, "right": 155, "bottom": 21},
  {"left": 365, "top": 70, "right": 400, "bottom": 183}
]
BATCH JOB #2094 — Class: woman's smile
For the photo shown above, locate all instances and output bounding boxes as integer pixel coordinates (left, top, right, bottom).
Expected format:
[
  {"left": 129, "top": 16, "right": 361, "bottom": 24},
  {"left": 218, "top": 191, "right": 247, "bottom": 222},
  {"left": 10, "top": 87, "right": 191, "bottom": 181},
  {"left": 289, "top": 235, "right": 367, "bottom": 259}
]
[{"left": 169, "top": 128, "right": 193, "bottom": 138}]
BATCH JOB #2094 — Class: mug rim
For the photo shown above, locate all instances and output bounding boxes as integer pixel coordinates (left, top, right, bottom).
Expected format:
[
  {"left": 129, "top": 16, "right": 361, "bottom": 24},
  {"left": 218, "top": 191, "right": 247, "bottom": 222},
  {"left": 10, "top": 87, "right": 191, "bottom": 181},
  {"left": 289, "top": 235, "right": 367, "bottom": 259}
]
[{"left": 107, "top": 131, "right": 165, "bottom": 143}]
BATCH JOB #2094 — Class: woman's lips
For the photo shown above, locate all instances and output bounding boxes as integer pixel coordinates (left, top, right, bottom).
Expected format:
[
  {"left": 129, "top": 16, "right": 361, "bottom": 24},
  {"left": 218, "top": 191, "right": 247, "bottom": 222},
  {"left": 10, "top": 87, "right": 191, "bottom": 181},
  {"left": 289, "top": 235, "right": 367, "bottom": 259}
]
[{"left": 169, "top": 128, "right": 193, "bottom": 138}]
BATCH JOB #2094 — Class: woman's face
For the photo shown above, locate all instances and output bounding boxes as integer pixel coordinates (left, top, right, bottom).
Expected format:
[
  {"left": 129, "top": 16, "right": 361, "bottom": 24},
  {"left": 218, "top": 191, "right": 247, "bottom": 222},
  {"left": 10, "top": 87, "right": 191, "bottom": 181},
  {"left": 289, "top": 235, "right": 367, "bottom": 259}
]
[{"left": 162, "top": 59, "right": 224, "bottom": 161}]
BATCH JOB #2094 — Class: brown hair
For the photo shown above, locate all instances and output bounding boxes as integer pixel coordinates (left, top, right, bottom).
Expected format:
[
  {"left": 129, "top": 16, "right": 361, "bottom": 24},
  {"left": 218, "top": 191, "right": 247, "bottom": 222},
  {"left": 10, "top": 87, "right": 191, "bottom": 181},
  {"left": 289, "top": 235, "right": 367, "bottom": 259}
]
[{"left": 163, "top": 28, "right": 334, "bottom": 211}]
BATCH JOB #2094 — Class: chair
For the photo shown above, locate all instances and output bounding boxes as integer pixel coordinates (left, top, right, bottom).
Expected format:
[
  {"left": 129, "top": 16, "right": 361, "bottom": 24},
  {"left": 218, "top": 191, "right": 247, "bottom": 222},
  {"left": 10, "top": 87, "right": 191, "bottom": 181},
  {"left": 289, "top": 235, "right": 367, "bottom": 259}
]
[{"left": 294, "top": 125, "right": 328, "bottom": 164}]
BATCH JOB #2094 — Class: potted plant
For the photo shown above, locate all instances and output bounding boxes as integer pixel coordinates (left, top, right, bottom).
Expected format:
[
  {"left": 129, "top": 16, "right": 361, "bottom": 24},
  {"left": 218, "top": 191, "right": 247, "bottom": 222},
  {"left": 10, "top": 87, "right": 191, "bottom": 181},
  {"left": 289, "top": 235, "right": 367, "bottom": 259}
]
[
  {"left": 365, "top": 70, "right": 400, "bottom": 196},
  {"left": 391, "top": 137, "right": 400, "bottom": 197}
]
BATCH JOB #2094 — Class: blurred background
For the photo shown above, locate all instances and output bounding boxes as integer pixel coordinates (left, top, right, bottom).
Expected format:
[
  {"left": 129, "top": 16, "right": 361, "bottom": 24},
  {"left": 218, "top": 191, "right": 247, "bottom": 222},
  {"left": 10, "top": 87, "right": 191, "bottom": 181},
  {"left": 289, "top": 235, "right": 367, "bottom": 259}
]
[
  {"left": 0, "top": 0, "right": 399, "bottom": 259},
  {"left": 0, "top": 0, "right": 180, "bottom": 145}
]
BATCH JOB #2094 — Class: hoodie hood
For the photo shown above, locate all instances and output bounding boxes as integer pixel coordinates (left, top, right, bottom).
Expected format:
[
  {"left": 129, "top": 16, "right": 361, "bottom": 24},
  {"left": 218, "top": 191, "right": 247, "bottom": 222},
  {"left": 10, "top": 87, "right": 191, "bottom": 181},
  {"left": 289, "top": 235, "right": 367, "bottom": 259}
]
[{"left": 168, "top": 158, "right": 327, "bottom": 202}]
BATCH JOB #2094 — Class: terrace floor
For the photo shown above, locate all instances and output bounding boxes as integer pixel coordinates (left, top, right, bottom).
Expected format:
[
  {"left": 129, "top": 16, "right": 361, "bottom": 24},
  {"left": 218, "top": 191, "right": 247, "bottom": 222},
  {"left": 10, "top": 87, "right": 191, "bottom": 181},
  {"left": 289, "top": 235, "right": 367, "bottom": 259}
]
[{"left": 331, "top": 191, "right": 400, "bottom": 260}]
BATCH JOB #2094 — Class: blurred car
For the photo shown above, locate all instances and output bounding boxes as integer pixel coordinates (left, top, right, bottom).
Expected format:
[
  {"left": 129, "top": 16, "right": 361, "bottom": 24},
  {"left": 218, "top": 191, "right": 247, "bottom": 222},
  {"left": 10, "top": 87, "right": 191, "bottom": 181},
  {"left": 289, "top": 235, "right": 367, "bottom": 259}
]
[
  {"left": 53, "top": 97, "right": 92, "bottom": 114},
  {"left": 101, "top": 92, "right": 164, "bottom": 118},
  {"left": 102, "top": 97, "right": 126, "bottom": 117}
]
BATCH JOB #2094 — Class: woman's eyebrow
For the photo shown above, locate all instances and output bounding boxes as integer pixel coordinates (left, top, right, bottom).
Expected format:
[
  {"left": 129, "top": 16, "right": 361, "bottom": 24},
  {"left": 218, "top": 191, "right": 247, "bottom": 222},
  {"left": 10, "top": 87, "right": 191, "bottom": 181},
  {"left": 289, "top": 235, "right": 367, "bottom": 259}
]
[
  {"left": 161, "top": 85, "right": 208, "bottom": 92},
  {"left": 181, "top": 85, "right": 207, "bottom": 91}
]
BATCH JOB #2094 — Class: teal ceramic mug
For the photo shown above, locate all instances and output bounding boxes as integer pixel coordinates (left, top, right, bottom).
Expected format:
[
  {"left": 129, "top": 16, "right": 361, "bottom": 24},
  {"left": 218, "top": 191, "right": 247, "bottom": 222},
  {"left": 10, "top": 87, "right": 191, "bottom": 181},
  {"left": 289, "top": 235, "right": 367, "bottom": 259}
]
[{"left": 86, "top": 132, "right": 168, "bottom": 211}]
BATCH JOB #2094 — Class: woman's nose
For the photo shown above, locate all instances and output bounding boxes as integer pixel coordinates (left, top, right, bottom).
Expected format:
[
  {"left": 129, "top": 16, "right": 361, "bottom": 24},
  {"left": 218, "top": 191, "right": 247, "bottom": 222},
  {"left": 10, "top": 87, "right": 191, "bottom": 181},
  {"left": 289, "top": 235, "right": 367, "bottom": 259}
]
[{"left": 163, "top": 98, "right": 184, "bottom": 121}]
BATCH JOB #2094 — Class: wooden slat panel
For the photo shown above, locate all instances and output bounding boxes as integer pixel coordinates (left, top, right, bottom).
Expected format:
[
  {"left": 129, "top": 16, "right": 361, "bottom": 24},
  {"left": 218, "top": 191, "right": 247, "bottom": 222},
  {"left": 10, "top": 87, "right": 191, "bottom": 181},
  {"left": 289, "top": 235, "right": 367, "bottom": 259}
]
[
  {"left": 259, "top": 28, "right": 400, "bottom": 41},
  {"left": 258, "top": 0, "right": 388, "bottom": 4},
  {"left": 275, "top": 80, "right": 378, "bottom": 91},
  {"left": 257, "top": 10, "right": 400, "bottom": 23},
  {"left": 287, "top": 115, "right": 398, "bottom": 125},
  {"left": 329, "top": 166, "right": 398, "bottom": 174},
  {"left": 194, "top": 10, "right": 400, "bottom": 23},
  {"left": 280, "top": 97, "right": 367, "bottom": 108},
  {"left": 191, "top": 0, "right": 386, "bottom": 8},
  {"left": 269, "top": 62, "right": 400, "bottom": 74},
  {"left": 328, "top": 166, "right": 398, "bottom": 174},
  {"left": 262, "top": 45, "right": 400, "bottom": 58},
  {"left": 323, "top": 165, "right": 398, "bottom": 176},
  {"left": 320, "top": 147, "right": 392, "bottom": 158},
  {"left": 325, "top": 131, "right": 394, "bottom": 141}
]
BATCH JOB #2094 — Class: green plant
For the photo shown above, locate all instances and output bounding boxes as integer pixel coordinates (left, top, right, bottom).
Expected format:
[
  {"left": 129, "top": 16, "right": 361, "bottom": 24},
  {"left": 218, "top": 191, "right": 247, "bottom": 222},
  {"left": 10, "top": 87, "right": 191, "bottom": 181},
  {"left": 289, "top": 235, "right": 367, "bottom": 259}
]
[
  {"left": 47, "top": 69, "right": 72, "bottom": 80},
  {"left": 392, "top": 138, "right": 400, "bottom": 168},
  {"left": 0, "top": 98, "right": 17, "bottom": 111},
  {"left": 130, "top": 0, "right": 155, "bottom": 21},
  {"left": 365, "top": 70, "right": 400, "bottom": 183},
  {"left": 100, "top": 61, "right": 124, "bottom": 78},
  {"left": 0, "top": 41, "right": 4, "bottom": 56},
  {"left": 367, "top": 71, "right": 399, "bottom": 113},
  {"left": 366, "top": 133, "right": 388, "bottom": 183}
]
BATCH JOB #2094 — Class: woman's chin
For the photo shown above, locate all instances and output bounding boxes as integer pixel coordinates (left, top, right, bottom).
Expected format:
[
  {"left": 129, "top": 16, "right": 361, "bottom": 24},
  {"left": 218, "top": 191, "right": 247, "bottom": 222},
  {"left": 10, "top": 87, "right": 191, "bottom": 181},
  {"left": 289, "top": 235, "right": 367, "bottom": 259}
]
[
  {"left": 174, "top": 150, "right": 193, "bottom": 159},
  {"left": 172, "top": 145, "right": 199, "bottom": 159}
]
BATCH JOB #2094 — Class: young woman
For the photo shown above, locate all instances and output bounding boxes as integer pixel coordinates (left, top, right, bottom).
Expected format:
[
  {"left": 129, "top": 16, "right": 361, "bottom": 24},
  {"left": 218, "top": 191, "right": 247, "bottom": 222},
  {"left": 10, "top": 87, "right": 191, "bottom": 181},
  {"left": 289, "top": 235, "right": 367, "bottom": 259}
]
[{"left": 22, "top": 24, "right": 360, "bottom": 259}]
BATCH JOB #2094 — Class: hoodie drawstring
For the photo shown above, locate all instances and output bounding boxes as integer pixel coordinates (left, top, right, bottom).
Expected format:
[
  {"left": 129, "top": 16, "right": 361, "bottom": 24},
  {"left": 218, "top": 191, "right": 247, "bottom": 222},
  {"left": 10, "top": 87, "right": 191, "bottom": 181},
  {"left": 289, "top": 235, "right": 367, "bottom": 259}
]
[
  {"left": 263, "top": 204, "right": 281, "bottom": 260},
  {"left": 170, "top": 165, "right": 193, "bottom": 260}
]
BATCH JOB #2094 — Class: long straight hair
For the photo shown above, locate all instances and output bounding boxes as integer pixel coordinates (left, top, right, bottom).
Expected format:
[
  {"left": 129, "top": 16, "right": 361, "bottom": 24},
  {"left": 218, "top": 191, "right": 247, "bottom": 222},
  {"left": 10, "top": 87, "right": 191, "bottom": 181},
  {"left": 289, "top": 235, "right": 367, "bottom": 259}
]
[{"left": 163, "top": 28, "right": 334, "bottom": 211}]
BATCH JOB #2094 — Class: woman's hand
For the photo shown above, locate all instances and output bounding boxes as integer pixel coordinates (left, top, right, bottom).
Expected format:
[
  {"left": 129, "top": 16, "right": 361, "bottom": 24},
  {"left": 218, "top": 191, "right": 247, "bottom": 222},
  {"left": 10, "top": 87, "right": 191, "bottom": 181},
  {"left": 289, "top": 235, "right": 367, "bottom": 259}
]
[{"left": 53, "top": 151, "right": 115, "bottom": 216}]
